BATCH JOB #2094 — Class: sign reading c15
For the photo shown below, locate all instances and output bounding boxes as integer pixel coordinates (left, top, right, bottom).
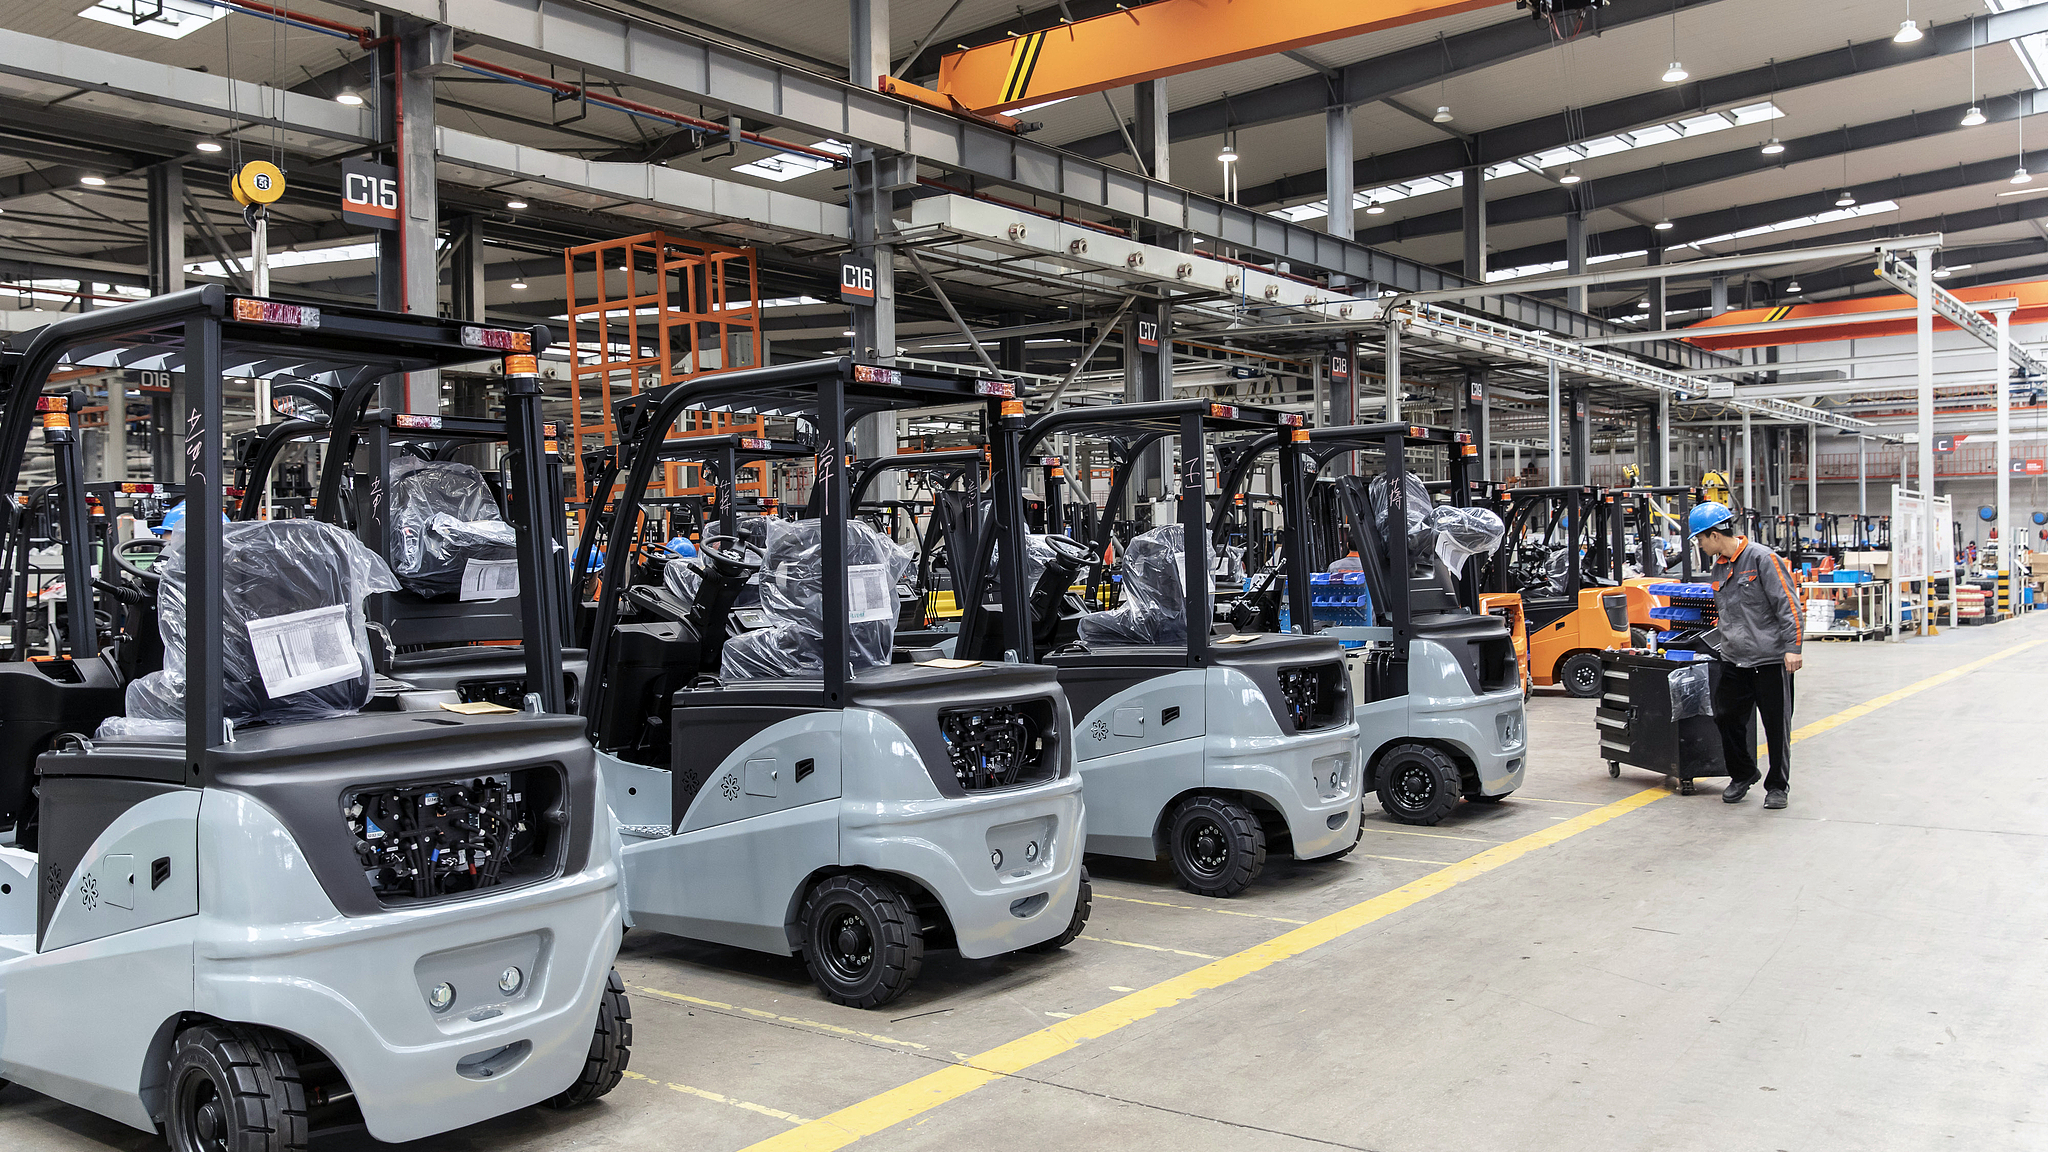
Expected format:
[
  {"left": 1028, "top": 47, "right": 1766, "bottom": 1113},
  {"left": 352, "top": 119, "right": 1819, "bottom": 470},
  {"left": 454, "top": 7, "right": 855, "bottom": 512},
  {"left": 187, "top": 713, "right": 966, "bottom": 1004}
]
[{"left": 341, "top": 159, "right": 399, "bottom": 231}]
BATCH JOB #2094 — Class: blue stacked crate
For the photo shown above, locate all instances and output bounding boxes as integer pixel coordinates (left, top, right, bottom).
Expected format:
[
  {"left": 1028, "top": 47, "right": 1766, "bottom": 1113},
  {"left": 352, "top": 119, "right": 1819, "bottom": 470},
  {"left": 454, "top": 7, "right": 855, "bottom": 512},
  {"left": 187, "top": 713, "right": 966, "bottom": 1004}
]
[
  {"left": 1308, "top": 571, "right": 1375, "bottom": 637},
  {"left": 1647, "top": 581, "right": 1717, "bottom": 649}
]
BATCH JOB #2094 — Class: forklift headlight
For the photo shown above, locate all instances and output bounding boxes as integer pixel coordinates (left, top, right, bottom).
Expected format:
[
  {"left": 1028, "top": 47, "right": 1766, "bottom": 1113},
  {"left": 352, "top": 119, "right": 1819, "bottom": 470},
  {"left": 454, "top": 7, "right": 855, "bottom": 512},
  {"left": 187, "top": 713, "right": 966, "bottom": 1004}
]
[
  {"left": 428, "top": 982, "right": 456, "bottom": 1012},
  {"left": 498, "top": 966, "right": 524, "bottom": 995}
]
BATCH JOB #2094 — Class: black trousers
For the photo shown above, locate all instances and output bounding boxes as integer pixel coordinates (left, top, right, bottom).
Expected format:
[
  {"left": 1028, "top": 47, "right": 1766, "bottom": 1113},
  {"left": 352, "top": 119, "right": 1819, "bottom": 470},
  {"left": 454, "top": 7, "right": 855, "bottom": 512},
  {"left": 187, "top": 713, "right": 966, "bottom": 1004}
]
[{"left": 1716, "top": 662, "right": 1795, "bottom": 791}]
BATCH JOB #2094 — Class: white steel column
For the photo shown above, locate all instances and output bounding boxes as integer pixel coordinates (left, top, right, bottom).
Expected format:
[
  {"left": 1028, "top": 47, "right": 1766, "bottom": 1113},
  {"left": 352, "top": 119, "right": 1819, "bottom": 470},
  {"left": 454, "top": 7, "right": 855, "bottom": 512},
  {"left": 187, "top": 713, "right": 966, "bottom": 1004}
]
[
  {"left": 1916, "top": 246, "right": 1937, "bottom": 589},
  {"left": 1857, "top": 436, "right": 1867, "bottom": 518},
  {"left": 1996, "top": 305, "right": 2015, "bottom": 584},
  {"left": 1546, "top": 361, "right": 1561, "bottom": 485},
  {"left": 1659, "top": 390, "right": 1672, "bottom": 485},
  {"left": 1324, "top": 105, "right": 1353, "bottom": 244},
  {"left": 1807, "top": 424, "right": 1817, "bottom": 514},
  {"left": 1742, "top": 410, "right": 1753, "bottom": 512},
  {"left": 1385, "top": 317, "right": 1402, "bottom": 421}
]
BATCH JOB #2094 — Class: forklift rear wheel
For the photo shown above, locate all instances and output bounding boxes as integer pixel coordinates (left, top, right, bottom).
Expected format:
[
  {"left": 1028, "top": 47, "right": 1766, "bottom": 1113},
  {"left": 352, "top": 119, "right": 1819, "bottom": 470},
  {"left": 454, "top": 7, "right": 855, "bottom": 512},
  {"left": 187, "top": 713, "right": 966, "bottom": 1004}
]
[
  {"left": 1560, "top": 652, "right": 1604, "bottom": 698},
  {"left": 1167, "top": 796, "right": 1267, "bottom": 897},
  {"left": 546, "top": 968, "right": 633, "bottom": 1108},
  {"left": 1376, "top": 744, "right": 1463, "bottom": 826},
  {"left": 1025, "top": 866, "right": 1092, "bottom": 953},
  {"left": 165, "top": 1023, "right": 309, "bottom": 1152},
  {"left": 800, "top": 874, "right": 925, "bottom": 1008}
]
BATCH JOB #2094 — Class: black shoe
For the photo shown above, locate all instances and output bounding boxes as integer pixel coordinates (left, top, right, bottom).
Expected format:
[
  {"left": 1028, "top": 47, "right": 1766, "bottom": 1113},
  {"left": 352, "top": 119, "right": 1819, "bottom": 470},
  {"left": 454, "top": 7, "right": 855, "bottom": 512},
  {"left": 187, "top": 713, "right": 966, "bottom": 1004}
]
[
  {"left": 1763, "top": 789, "right": 1788, "bottom": 810},
  {"left": 1723, "top": 781, "right": 1752, "bottom": 803}
]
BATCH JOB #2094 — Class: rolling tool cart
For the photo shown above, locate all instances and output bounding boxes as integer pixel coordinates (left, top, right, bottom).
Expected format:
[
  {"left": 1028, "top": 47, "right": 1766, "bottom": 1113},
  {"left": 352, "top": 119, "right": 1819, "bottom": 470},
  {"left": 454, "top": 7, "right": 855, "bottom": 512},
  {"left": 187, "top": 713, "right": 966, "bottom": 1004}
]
[
  {"left": 579, "top": 360, "right": 1087, "bottom": 1008},
  {"left": 1595, "top": 650, "right": 1736, "bottom": 794},
  {"left": 0, "top": 287, "right": 628, "bottom": 1149},
  {"left": 957, "top": 400, "right": 1361, "bottom": 895}
]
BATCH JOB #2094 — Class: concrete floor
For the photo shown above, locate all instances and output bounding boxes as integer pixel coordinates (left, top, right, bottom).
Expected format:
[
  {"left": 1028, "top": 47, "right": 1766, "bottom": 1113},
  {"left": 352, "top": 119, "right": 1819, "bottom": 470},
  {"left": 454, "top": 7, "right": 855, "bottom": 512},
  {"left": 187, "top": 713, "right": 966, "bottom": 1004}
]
[{"left": 5, "top": 616, "right": 2044, "bottom": 1151}]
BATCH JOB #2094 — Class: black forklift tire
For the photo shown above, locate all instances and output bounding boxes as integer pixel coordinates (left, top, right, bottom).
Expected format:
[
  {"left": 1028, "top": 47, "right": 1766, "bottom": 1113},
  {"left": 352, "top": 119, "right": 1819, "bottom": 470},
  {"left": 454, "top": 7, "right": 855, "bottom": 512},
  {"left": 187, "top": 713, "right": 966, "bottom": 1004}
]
[
  {"left": 799, "top": 873, "right": 925, "bottom": 1008},
  {"left": 546, "top": 968, "right": 633, "bottom": 1109},
  {"left": 1167, "top": 795, "right": 1267, "bottom": 897},
  {"left": 1375, "top": 743, "right": 1464, "bottom": 826},
  {"left": 164, "top": 1023, "right": 309, "bottom": 1152},
  {"left": 1025, "top": 866, "right": 1092, "bottom": 953},
  {"left": 1560, "top": 652, "right": 1604, "bottom": 698}
]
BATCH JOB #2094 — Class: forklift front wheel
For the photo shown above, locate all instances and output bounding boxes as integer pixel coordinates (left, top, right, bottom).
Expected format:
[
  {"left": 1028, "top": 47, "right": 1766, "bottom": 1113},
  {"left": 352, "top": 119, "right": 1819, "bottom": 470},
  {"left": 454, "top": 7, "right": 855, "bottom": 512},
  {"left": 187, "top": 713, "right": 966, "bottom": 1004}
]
[
  {"left": 1560, "top": 652, "right": 1604, "bottom": 698},
  {"left": 1024, "top": 866, "right": 1092, "bottom": 953},
  {"left": 1375, "top": 744, "right": 1464, "bottom": 827},
  {"left": 546, "top": 968, "right": 633, "bottom": 1109},
  {"left": 800, "top": 874, "right": 926, "bottom": 1008},
  {"left": 164, "top": 1023, "right": 309, "bottom": 1152},
  {"left": 1167, "top": 796, "right": 1267, "bottom": 897}
]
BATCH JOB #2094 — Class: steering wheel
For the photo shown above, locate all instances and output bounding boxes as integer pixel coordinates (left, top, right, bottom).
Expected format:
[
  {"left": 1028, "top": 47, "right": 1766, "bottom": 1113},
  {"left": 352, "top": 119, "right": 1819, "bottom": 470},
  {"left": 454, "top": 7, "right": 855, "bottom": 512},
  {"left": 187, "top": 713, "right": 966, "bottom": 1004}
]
[
  {"left": 111, "top": 536, "right": 166, "bottom": 589},
  {"left": 1044, "top": 534, "right": 1096, "bottom": 565},
  {"left": 699, "top": 534, "right": 766, "bottom": 578}
]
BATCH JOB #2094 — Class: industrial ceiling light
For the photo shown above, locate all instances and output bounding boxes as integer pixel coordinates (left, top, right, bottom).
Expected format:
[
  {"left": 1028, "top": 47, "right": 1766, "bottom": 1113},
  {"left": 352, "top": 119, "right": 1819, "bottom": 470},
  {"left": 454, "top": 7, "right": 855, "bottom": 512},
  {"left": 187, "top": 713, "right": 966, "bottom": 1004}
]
[
  {"left": 1364, "top": 199, "right": 1386, "bottom": 215},
  {"left": 1432, "top": 106, "right": 1454, "bottom": 123},
  {"left": 1558, "top": 168, "right": 1582, "bottom": 185},
  {"left": 1786, "top": 280, "right": 1802, "bottom": 293},
  {"left": 1835, "top": 189, "right": 1857, "bottom": 206},
  {"left": 194, "top": 139, "right": 223, "bottom": 153},
  {"left": 79, "top": 175, "right": 107, "bottom": 186},
  {"left": 1933, "top": 265, "right": 1951, "bottom": 278},
  {"left": 1662, "top": 62, "right": 1689, "bottom": 84},
  {"left": 1654, "top": 217, "right": 1674, "bottom": 231},
  {"left": 2012, "top": 167, "right": 2034, "bottom": 185},
  {"left": 1894, "top": 19, "right": 1922, "bottom": 44},
  {"left": 335, "top": 87, "right": 364, "bottom": 107},
  {"left": 1217, "top": 141, "right": 1237, "bottom": 164},
  {"left": 506, "top": 198, "right": 528, "bottom": 209},
  {"left": 510, "top": 263, "right": 529, "bottom": 291},
  {"left": 1761, "top": 137, "right": 1785, "bottom": 155},
  {"left": 1962, "top": 106, "right": 1987, "bottom": 127}
]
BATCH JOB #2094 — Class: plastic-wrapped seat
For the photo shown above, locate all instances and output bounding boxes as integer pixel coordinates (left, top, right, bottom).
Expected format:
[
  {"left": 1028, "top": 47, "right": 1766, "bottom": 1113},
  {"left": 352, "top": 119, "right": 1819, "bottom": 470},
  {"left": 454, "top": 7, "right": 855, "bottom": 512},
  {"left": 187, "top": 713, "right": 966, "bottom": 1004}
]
[
  {"left": 1076, "top": 523, "right": 1200, "bottom": 647},
  {"left": 720, "top": 518, "right": 910, "bottom": 680},
  {"left": 99, "top": 519, "right": 399, "bottom": 737},
  {"left": 387, "top": 456, "right": 516, "bottom": 599}
]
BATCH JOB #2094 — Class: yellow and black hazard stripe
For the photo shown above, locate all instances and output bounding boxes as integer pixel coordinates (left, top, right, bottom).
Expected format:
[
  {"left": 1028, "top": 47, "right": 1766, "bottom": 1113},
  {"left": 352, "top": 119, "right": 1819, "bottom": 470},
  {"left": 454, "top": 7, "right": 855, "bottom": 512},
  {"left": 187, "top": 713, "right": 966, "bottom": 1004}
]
[
  {"left": 1001, "top": 31, "right": 1048, "bottom": 106},
  {"left": 1764, "top": 305, "right": 1795, "bottom": 322}
]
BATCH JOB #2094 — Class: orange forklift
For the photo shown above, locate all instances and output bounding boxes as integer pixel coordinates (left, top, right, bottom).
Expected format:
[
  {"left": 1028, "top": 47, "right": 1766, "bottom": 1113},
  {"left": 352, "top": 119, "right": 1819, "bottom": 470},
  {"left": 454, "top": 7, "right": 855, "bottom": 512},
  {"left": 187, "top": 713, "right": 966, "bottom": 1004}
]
[
  {"left": 1600, "top": 484, "right": 1704, "bottom": 642},
  {"left": 1485, "top": 486, "right": 1631, "bottom": 697}
]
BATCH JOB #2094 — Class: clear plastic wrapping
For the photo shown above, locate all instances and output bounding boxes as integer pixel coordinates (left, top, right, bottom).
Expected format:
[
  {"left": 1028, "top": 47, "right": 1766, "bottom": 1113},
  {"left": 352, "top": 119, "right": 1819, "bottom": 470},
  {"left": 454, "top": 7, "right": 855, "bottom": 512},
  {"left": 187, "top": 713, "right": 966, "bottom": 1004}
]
[
  {"left": 1430, "top": 505, "right": 1506, "bottom": 573},
  {"left": 662, "top": 554, "right": 703, "bottom": 607},
  {"left": 1668, "top": 662, "right": 1711, "bottom": 721},
  {"left": 720, "top": 517, "right": 913, "bottom": 680},
  {"left": 98, "top": 519, "right": 400, "bottom": 738},
  {"left": 1077, "top": 522, "right": 1205, "bottom": 646},
  {"left": 1369, "top": 472, "right": 1437, "bottom": 574},
  {"left": 387, "top": 455, "right": 516, "bottom": 598}
]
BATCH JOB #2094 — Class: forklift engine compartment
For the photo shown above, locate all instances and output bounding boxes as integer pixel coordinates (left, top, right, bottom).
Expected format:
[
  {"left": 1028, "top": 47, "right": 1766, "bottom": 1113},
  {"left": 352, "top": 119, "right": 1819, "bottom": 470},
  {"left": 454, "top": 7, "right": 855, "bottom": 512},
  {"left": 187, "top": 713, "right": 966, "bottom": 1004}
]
[
  {"left": 345, "top": 767, "right": 558, "bottom": 903},
  {"left": 1276, "top": 661, "right": 1348, "bottom": 732},
  {"left": 938, "top": 698, "right": 1061, "bottom": 791}
]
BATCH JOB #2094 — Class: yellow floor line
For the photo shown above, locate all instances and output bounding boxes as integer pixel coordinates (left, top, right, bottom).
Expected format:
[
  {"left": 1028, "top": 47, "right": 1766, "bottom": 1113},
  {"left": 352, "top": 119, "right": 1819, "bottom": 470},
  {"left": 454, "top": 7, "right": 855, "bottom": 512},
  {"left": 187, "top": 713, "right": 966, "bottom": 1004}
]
[
  {"left": 1358, "top": 853, "right": 1461, "bottom": 867},
  {"left": 1093, "top": 891, "right": 1309, "bottom": 925},
  {"left": 1363, "top": 826, "right": 1499, "bottom": 843},
  {"left": 736, "top": 636, "right": 2042, "bottom": 1152},
  {"left": 635, "top": 986, "right": 929, "bottom": 1051},
  {"left": 1077, "top": 934, "right": 1220, "bottom": 960},
  {"left": 623, "top": 1069, "right": 810, "bottom": 1125}
]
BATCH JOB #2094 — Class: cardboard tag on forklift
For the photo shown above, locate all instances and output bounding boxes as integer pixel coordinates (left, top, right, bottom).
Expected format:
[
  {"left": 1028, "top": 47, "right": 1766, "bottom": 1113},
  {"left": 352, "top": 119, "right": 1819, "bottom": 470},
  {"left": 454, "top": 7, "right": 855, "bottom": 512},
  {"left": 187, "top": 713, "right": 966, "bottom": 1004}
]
[
  {"left": 246, "top": 603, "right": 360, "bottom": 697},
  {"left": 918, "top": 658, "right": 984, "bottom": 669},
  {"left": 460, "top": 558, "right": 520, "bottom": 601},
  {"left": 1215, "top": 633, "right": 1261, "bottom": 645},
  {"left": 440, "top": 700, "right": 518, "bottom": 715}
]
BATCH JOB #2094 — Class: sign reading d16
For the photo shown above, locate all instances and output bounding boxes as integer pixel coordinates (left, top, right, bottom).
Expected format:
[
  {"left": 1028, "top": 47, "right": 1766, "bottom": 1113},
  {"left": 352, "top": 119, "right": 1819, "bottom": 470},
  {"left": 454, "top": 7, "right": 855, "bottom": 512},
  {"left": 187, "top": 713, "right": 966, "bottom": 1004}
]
[{"left": 341, "top": 159, "right": 399, "bottom": 231}]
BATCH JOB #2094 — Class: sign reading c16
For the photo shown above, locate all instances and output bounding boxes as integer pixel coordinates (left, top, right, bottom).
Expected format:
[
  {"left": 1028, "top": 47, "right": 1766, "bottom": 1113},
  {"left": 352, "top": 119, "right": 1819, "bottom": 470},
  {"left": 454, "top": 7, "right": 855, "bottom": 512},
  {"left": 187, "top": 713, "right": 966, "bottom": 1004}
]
[
  {"left": 840, "top": 261, "right": 875, "bottom": 304},
  {"left": 341, "top": 159, "right": 400, "bottom": 231}
]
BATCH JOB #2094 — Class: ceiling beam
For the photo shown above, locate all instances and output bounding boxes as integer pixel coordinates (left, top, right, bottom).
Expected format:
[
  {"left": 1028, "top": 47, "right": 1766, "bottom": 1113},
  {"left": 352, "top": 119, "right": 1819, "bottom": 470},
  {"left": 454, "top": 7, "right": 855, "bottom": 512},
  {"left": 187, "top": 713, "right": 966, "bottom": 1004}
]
[
  {"left": 1236, "top": 4, "right": 2048, "bottom": 209},
  {"left": 1350, "top": 89, "right": 2045, "bottom": 246},
  {"left": 1052, "top": 0, "right": 1729, "bottom": 161}
]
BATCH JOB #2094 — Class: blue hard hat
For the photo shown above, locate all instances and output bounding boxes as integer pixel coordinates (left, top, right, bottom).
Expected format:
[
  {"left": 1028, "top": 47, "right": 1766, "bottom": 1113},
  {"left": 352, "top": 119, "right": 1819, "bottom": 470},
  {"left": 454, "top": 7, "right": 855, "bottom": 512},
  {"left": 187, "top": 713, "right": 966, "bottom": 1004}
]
[
  {"left": 1687, "top": 501, "right": 1735, "bottom": 538},
  {"left": 666, "top": 536, "right": 698, "bottom": 558}
]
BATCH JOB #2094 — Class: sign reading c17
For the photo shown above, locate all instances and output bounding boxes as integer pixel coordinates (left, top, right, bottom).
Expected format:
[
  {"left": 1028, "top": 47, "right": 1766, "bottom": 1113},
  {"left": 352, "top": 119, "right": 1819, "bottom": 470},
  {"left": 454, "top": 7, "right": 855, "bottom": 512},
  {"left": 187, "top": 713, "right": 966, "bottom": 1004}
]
[
  {"left": 840, "top": 260, "right": 875, "bottom": 304},
  {"left": 340, "top": 159, "right": 399, "bottom": 231}
]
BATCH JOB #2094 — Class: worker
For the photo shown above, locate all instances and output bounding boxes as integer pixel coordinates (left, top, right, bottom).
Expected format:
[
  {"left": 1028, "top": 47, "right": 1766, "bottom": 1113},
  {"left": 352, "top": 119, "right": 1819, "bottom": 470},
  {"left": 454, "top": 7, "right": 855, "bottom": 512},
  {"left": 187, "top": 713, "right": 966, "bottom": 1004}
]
[{"left": 1689, "top": 501, "right": 1803, "bottom": 810}]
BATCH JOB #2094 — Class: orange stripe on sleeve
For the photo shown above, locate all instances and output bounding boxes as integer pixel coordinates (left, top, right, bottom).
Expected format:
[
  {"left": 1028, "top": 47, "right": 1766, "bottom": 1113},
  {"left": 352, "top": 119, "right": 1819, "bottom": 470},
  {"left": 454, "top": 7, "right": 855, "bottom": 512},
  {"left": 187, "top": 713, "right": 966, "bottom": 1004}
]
[{"left": 1768, "top": 551, "right": 1803, "bottom": 640}]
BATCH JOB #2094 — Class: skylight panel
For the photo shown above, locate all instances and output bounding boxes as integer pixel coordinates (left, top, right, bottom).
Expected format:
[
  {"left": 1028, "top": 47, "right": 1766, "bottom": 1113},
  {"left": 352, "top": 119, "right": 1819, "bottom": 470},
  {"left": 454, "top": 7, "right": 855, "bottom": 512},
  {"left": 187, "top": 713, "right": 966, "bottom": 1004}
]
[{"left": 78, "top": 0, "right": 226, "bottom": 40}]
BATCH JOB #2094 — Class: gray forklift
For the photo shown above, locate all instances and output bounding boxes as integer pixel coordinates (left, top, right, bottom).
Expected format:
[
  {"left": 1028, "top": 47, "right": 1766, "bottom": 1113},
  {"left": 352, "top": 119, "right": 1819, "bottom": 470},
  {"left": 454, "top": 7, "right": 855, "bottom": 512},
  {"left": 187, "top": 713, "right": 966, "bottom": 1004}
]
[
  {"left": 1213, "top": 423, "right": 1526, "bottom": 826},
  {"left": 0, "top": 288, "right": 628, "bottom": 1149},
  {"left": 957, "top": 400, "right": 1362, "bottom": 897},
  {"left": 578, "top": 361, "right": 1088, "bottom": 1008}
]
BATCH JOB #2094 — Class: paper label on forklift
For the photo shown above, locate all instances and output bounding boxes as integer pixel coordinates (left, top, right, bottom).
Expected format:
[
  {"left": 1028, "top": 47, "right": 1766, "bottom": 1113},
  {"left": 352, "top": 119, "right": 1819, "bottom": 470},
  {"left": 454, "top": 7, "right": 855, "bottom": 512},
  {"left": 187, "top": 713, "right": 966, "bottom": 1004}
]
[
  {"left": 460, "top": 559, "right": 520, "bottom": 601},
  {"left": 246, "top": 603, "right": 359, "bottom": 697},
  {"left": 1216, "top": 633, "right": 1261, "bottom": 645},
  {"left": 846, "top": 563, "right": 895, "bottom": 623}
]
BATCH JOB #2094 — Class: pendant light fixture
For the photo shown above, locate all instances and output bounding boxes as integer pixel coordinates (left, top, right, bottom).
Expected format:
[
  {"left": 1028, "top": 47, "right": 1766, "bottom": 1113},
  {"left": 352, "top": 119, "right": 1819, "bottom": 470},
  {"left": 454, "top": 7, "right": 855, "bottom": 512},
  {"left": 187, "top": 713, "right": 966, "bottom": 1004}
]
[
  {"left": 1559, "top": 168, "right": 1582, "bottom": 185},
  {"left": 1894, "top": 0, "right": 1923, "bottom": 44},
  {"left": 1963, "top": 20, "right": 1985, "bottom": 126},
  {"left": 2015, "top": 97, "right": 2032, "bottom": 184},
  {"left": 1835, "top": 133, "right": 1856, "bottom": 205},
  {"left": 1661, "top": 7, "right": 1687, "bottom": 85},
  {"left": 1761, "top": 138, "right": 1785, "bottom": 155},
  {"left": 1786, "top": 280, "right": 1802, "bottom": 294}
]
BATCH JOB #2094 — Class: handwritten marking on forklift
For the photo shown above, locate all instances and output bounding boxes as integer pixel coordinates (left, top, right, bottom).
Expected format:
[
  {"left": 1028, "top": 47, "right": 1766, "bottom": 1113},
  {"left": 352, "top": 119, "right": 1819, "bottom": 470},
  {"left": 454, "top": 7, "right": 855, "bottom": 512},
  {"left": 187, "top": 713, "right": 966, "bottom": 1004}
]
[{"left": 739, "top": 634, "right": 2048, "bottom": 1152}]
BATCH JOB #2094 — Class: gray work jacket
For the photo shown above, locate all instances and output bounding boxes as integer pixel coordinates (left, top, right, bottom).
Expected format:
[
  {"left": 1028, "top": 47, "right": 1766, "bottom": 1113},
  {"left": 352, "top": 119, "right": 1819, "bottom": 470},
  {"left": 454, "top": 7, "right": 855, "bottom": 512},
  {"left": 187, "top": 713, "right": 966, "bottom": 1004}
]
[{"left": 1709, "top": 538, "right": 1804, "bottom": 668}]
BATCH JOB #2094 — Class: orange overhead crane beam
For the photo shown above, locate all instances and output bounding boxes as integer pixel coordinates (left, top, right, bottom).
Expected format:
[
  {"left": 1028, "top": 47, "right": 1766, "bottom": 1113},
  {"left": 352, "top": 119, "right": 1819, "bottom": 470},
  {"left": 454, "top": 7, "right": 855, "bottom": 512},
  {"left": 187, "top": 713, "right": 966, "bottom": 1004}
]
[
  {"left": 1682, "top": 280, "right": 2048, "bottom": 349},
  {"left": 926, "top": 0, "right": 1505, "bottom": 116}
]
